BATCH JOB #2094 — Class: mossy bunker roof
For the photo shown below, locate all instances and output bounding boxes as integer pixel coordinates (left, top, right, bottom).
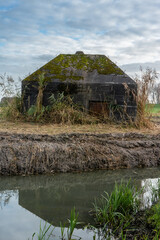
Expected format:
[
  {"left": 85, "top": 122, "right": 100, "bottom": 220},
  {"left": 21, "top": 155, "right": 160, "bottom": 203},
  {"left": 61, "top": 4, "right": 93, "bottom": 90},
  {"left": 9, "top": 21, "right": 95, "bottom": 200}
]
[{"left": 24, "top": 51, "right": 135, "bottom": 85}]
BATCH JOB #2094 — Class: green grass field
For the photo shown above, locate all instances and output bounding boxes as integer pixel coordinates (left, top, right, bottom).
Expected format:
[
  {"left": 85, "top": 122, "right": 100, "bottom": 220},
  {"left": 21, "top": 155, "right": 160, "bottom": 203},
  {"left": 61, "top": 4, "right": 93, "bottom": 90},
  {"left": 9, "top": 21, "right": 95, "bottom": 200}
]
[{"left": 146, "top": 104, "right": 160, "bottom": 115}]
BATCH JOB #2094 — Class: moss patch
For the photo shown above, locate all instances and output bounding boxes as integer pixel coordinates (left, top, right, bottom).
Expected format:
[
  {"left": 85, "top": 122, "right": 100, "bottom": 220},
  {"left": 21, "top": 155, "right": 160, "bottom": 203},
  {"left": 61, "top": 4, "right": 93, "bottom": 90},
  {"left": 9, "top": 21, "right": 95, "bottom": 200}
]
[{"left": 24, "top": 54, "right": 124, "bottom": 82}]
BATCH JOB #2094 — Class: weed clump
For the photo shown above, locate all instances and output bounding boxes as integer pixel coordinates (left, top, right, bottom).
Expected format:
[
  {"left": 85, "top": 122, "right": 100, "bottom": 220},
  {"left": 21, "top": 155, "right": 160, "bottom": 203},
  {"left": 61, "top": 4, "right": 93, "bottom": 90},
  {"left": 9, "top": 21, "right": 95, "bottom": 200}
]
[
  {"left": 93, "top": 181, "right": 140, "bottom": 234},
  {"left": 148, "top": 202, "right": 160, "bottom": 232},
  {"left": 92, "top": 180, "right": 160, "bottom": 239},
  {"left": 27, "top": 92, "right": 97, "bottom": 124}
]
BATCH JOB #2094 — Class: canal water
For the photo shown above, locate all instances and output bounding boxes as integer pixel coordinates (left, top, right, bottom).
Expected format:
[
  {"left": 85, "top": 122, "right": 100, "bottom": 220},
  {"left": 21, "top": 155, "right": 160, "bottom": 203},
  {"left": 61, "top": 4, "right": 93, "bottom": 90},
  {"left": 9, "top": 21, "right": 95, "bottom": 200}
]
[{"left": 0, "top": 167, "right": 160, "bottom": 240}]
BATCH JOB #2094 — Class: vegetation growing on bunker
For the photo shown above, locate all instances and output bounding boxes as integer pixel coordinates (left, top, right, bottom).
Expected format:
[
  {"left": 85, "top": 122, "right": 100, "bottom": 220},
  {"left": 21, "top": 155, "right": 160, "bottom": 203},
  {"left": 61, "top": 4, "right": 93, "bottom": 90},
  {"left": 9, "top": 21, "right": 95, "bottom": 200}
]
[{"left": 24, "top": 53, "right": 124, "bottom": 82}]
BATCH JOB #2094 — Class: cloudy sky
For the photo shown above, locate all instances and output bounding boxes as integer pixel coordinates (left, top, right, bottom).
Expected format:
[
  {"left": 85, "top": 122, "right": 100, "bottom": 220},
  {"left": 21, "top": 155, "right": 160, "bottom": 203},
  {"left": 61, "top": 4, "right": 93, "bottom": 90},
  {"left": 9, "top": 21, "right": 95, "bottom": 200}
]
[{"left": 0, "top": 0, "right": 160, "bottom": 81}]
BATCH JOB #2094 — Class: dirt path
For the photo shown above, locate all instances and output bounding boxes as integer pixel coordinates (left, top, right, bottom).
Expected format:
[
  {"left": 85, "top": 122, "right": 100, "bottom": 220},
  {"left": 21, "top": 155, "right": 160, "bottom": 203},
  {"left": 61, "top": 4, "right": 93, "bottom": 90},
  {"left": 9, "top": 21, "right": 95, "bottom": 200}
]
[{"left": 0, "top": 120, "right": 160, "bottom": 135}]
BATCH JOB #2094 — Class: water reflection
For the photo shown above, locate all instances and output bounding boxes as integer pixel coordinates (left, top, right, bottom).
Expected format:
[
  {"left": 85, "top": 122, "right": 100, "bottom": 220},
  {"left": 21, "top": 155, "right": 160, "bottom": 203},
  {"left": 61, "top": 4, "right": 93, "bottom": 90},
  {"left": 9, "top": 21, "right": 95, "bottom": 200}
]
[
  {"left": 141, "top": 178, "right": 160, "bottom": 207},
  {"left": 0, "top": 167, "right": 160, "bottom": 239},
  {"left": 0, "top": 190, "right": 17, "bottom": 209}
]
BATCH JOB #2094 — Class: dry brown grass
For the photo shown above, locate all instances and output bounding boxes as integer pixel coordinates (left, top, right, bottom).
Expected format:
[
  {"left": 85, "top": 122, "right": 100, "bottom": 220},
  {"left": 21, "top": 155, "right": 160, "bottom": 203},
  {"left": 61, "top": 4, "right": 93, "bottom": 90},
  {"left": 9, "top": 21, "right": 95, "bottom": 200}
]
[
  {"left": 0, "top": 120, "right": 159, "bottom": 135},
  {"left": 134, "top": 68, "right": 158, "bottom": 128}
]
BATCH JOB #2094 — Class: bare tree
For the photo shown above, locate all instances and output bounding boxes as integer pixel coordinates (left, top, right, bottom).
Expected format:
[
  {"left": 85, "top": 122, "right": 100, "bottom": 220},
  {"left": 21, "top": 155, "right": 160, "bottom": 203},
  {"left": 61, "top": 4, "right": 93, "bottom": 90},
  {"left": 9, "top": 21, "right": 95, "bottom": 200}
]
[
  {"left": 153, "top": 83, "right": 160, "bottom": 104},
  {"left": 134, "top": 67, "right": 158, "bottom": 127},
  {"left": 0, "top": 73, "right": 21, "bottom": 99},
  {"left": 135, "top": 67, "right": 158, "bottom": 104}
]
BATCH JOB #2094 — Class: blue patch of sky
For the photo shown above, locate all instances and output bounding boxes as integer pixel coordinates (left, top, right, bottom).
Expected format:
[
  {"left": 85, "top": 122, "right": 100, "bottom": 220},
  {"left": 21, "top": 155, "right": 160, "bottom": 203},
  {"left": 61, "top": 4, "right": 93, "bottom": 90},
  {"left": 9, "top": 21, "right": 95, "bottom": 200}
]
[
  {"left": 39, "top": 29, "right": 48, "bottom": 35},
  {"left": 0, "top": 0, "right": 19, "bottom": 11},
  {"left": 0, "top": 42, "right": 5, "bottom": 47},
  {"left": 54, "top": 1, "right": 72, "bottom": 8},
  {"left": 0, "top": 6, "right": 8, "bottom": 11},
  {"left": 72, "top": 36, "right": 81, "bottom": 40},
  {"left": 96, "top": 30, "right": 108, "bottom": 36}
]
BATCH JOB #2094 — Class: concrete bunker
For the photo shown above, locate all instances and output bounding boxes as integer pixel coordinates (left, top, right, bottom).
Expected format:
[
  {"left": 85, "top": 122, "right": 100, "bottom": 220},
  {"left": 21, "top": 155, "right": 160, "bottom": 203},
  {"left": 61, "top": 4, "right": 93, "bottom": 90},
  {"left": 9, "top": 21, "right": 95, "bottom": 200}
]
[{"left": 22, "top": 51, "right": 137, "bottom": 120}]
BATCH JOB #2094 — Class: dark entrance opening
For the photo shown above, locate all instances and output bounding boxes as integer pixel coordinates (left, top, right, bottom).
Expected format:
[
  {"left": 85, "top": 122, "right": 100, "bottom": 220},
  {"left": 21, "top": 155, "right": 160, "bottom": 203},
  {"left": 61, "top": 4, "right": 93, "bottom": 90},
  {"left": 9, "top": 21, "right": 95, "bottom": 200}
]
[{"left": 89, "top": 101, "right": 109, "bottom": 116}]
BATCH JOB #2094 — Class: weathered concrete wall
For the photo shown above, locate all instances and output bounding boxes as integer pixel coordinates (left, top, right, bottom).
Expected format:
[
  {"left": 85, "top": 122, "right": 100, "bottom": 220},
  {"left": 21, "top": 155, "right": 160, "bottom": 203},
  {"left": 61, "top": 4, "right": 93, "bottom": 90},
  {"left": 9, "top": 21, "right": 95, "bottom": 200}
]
[
  {"left": 22, "top": 80, "right": 137, "bottom": 119},
  {"left": 0, "top": 132, "right": 160, "bottom": 176}
]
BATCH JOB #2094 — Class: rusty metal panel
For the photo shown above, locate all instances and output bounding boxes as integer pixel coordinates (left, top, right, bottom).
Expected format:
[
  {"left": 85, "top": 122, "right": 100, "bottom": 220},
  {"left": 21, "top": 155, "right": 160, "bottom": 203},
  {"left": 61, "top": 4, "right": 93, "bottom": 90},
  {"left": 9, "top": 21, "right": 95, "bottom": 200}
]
[{"left": 89, "top": 101, "right": 109, "bottom": 115}]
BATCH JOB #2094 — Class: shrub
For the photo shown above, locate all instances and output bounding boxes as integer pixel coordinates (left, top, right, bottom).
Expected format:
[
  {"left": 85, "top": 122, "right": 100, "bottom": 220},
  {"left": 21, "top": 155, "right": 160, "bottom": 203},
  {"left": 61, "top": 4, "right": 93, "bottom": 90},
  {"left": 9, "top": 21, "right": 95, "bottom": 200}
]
[
  {"left": 27, "top": 92, "right": 98, "bottom": 124},
  {"left": 0, "top": 94, "right": 23, "bottom": 121}
]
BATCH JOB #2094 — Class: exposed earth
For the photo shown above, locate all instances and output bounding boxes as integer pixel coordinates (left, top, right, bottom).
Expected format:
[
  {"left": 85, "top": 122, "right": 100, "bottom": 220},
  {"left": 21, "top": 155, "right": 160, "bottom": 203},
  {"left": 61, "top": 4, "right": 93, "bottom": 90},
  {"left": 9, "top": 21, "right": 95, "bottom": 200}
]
[{"left": 0, "top": 129, "right": 160, "bottom": 175}]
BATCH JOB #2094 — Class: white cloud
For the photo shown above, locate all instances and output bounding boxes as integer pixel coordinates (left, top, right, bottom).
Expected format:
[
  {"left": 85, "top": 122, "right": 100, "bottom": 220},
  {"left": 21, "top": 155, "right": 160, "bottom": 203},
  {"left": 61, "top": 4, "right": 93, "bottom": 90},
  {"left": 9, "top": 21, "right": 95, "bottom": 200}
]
[{"left": 0, "top": 0, "right": 160, "bottom": 81}]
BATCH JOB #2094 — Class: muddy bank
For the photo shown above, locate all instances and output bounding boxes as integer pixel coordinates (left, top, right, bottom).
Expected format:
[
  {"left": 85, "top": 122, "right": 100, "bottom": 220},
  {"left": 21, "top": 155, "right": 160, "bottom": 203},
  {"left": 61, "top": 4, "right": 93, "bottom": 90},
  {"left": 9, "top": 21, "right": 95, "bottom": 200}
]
[{"left": 0, "top": 132, "right": 160, "bottom": 175}]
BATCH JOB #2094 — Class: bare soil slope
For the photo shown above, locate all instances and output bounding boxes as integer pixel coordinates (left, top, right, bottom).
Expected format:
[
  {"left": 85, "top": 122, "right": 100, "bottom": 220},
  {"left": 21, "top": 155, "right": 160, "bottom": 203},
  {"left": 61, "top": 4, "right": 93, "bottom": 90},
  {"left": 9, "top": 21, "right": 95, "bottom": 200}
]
[{"left": 0, "top": 131, "right": 160, "bottom": 175}]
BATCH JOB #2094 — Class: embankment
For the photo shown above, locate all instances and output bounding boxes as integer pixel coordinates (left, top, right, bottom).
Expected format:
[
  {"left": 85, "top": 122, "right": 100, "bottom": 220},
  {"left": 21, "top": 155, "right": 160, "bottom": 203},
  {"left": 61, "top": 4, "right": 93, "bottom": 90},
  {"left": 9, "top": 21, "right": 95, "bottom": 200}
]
[{"left": 0, "top": 132, "right": 160, "bottom": 175}]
